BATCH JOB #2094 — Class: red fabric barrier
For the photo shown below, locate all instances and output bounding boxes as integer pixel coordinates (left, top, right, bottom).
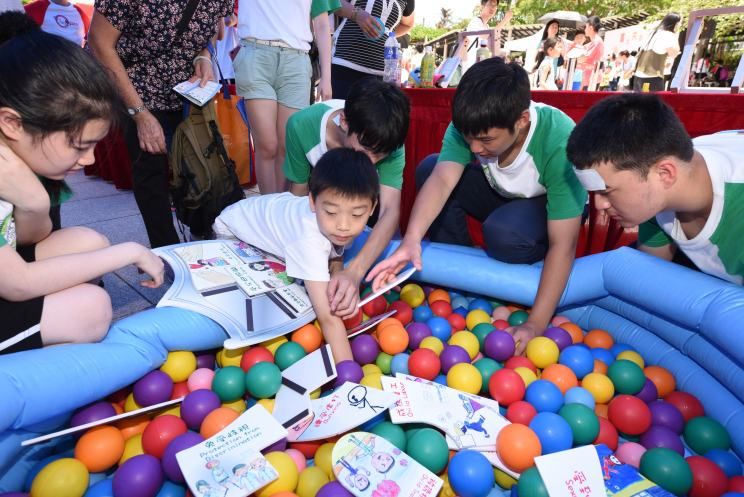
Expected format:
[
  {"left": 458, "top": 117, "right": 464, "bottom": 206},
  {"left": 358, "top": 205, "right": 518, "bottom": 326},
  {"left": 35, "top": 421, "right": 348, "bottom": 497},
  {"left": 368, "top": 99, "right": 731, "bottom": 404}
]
[{"left": 85, "top": 127, "right": 133, "bottom": 190}]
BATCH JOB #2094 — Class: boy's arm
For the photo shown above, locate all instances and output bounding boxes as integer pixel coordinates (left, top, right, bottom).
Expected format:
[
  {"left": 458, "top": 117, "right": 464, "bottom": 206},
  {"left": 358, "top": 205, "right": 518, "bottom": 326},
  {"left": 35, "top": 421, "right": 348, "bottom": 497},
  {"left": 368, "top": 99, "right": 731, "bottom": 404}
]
[
  {"left": 637, "top": 218, "right": 676, "bottom": 261},
  {"left": 509, "top": 216, "right": 581, "bottom": 355},
  {"left": 305, "top": 279, "right": 353, "bottom": 363},
  {"left": 639, "top": 243, "right": 676, "bottom": 261}
]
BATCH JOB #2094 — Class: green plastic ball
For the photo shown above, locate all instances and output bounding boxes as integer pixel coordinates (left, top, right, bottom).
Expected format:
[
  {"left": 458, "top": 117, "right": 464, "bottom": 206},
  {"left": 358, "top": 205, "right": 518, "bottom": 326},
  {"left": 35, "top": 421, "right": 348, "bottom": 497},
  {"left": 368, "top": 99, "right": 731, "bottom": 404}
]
[
  {"left": 683, "top": 416, "right": 731, "bottom": 454},
  {"left": 245, "top": 362, "right": 282, "bottom": 399},
  {"left": 558, "top": 403, "right": 600, "bottom": 445},
  {"left": 607, "top": 359, "right": 646, "bottom": 395},
  {"left": 517, "top": 467, "right": 549, "bottom": 497},
  {"left": 371, "top": 422, "right": 407, "bottom": 451},
  {"left": 212, "top": 365, "right": 246, "bottom": 402},
  {"left": 406, "top": 428, "right": 449, "bottom": 474},
  {"left": 472, "top": 323, "right": 496, "bottom": 350},
  {"left": 375, "top": 352, "right": 393, "bottom": 375},
  {"left": 508, "top": 310, "right": 529, "bottom": 326},
  {"left": 385, "top": 289, "right": 401, "bottom": 303},
  {"left": 639, "top": 448, "right": 692, "bottom": 496},
  {"left": 274, "top": 341, "right": 307, "bottom": 370},
  {"left": 473, "top": 357, "right": 502, "bottom": 394}
]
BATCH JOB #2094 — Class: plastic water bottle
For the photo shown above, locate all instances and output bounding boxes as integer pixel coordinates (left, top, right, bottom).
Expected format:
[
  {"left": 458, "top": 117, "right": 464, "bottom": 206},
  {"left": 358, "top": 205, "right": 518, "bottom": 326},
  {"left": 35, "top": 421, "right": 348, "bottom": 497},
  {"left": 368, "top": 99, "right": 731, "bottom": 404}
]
[
  {"left": 420, "top": 46, "right": 435, "bottom": 88},
  {"left": 383, "top": 32, "right": 399, "bottom": 85},
  {"left": 476, "top": 40, "right": 492, "bottom": 63}
]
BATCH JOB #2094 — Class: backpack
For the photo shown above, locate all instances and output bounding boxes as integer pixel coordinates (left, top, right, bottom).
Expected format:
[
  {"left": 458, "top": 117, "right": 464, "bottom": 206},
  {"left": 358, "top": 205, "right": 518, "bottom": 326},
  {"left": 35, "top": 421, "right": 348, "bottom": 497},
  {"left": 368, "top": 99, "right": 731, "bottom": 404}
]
[{"left": 169, "top": 100, "right": 245, "bottom": 238}]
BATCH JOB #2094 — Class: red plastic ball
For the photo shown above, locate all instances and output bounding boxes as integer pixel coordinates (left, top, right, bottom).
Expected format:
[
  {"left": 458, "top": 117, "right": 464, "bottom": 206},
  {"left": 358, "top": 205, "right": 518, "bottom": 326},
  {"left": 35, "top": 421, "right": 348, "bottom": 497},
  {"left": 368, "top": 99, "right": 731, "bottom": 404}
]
[
  {"left": 594, "top": 416, "right": 619, "bottom": 451},
  {"left": 488, "top": 368, "right": 526, "bottom": 406},
  {"left": 686, "top": 455, "right": 728, "bottom": 497},
  {"left": 493, "top": 319, "right": 510, "bottom": 330},
  {"left": 342, "top": 308, "right": 364, "bottom": 329},
  {"left": 430, "top": 300, "right": 453, "bottom": 318},
  {"left": 388, "top": 300, "right": 413, "bottom": 326},
  {"left": 447, "top": 313, "right": 466, "bottom": 332},
  {"left": 362, "top": 295, "right": 388, "bottom": 318},
  {"left": 504, "top": 356, "right": 538, "bottom": 374},
  {"left": 408, "top": 348, "right": 442, "bottom": 381},
  {"left": 506, "top": 401, "right": 537, "bottom": 425},
  {"left": 290, "top": 440, "right": 323, "bottom": 459},
  {"left": 141, "top": 414, "right": 187, "bottom": 459},
  {"left": 664, "top": 391, "right": 705, "bottom": 423},
  {"left": 240, "top": 346, "right": 274, "bottom": 372},
  {"left": 608, "top": 395, "right": 652, "bottom": 436},
  {"left": 729, "top": 475, "right": 744, "bottom": 492},
  {"left": 171, "top": 381, "right": 190, "bottom": 400}
]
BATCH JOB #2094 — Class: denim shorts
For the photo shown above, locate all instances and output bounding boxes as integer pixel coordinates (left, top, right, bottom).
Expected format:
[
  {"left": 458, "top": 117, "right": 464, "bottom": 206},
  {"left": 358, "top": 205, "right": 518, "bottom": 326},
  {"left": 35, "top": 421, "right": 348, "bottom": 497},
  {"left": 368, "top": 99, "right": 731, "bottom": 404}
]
[{"left": 234, "top": 40, "right": 312, "bottom": 110}]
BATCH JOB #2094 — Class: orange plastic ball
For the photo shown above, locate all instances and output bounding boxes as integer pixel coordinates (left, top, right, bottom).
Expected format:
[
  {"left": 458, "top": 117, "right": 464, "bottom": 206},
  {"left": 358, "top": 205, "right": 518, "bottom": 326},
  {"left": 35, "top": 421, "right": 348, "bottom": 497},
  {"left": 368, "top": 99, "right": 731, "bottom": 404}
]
[
  {"left": 541, "top": 364, "right": 578, "bottom": 394},
  {"left": 496, "top": 424, "right": 542, "bottom": 472},
  {"left": 378, "top": 325, "right": 409, "bottom": 355},
  {"left": 200, "top": 407, "right": 240, "bottom": 439},
  {"left": 428, "top": 289, "right": 451, "bottom": 305},
  {"left": 595, "top": 403, "right": 609, "bottom": 419},
  {"left": 292, "top": 324, "right": 323, "bottom": 354},
  {"left": 583, "top": 329, "right": 614, "bottom": 349},
  {"left": 559, "top": 322, "right": 584, "bottom": 344},
  {"left": 593, "top": 359, "right": 608, "bottom": 375},
  {"left": 643, "top": 365, "right": 676, "bottom": 398},
  {"left": 377, "top": 317, "right": 404, "bottom": 334},
  {"left": 74, "top": 425, "right": 125, "bottom": 473},
  {"left": 117, "top": 414, "right": 149, "bottom": 441}
]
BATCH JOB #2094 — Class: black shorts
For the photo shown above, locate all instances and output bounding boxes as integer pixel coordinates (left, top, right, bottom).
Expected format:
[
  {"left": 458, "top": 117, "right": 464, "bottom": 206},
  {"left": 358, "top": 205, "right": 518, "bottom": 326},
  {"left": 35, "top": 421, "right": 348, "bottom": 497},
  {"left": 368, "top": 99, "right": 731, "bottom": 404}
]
[{"left": 1, "top": 244, "right": 44, "bottom": 354}]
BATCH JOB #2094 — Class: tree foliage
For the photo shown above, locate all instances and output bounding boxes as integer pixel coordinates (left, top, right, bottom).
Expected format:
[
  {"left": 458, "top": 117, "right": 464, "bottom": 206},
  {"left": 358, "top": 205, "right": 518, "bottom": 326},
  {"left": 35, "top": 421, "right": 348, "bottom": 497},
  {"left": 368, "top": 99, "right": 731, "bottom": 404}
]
[{"left": 409, "top": 25, "right": 450, "bottom": 43}]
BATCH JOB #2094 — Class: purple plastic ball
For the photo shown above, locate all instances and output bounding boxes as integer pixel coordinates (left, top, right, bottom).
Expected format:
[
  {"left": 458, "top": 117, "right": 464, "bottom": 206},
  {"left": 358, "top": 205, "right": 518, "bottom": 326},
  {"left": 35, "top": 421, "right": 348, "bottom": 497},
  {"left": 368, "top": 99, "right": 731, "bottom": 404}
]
[
  {"left": 113, "top": 454, "right": 164, "bottom": 497},
  {"left": 351, "top": 334, "right": 381, "bottom": 365},
  {"left": 639, "top": 425, "right": 685, "bottom": 455},
  {"left": 70, "top": 401, "right": 117, "bottom": 427},
  {"left": 483, "top": 330, "right": 516, "bottom": 361},
  {"left": 317, "top": 481, "right": 354, "bottom": 497},
  {"left": 543, "top": 327, "right": 573, "bottom": 351},
  {"left": 263, "top": 437, "right": 288, "bottom": 453},
  {"left": 636, "top": 378, "right": 659, "bottom": 404},
  {"left": 439, "top": 345, "right": 470, "bottom": 374},
  {"left": 0, "top": 493, "right": 29, "bottom": 497},
  {"left": 133, "top": 370, "right": 174, "bottom": 407},
  {"left": 181, "top": 389, "right": 222, "bottom": 430},
  {"left": 648, "top": 400, "right": 685, "bottom": 434},
  {"left": 195, "top": 352, "right": 216, "bottom": 370},
  {"left": 335, "top": 360, "right": 363, "bottom": 387},
  {"left": 161, "top": 431, "right": 204, "bottom": 482},
  {"left": 406, "top": 322, "right": 432, "bottom": 349}
]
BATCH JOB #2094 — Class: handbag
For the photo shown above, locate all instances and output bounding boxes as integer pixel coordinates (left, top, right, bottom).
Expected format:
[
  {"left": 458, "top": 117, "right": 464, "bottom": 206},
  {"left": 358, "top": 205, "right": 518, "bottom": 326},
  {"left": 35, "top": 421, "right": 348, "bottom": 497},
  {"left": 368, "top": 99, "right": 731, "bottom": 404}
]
[{"left": 634, "top": 31, "right": 667, "bottom": 78}]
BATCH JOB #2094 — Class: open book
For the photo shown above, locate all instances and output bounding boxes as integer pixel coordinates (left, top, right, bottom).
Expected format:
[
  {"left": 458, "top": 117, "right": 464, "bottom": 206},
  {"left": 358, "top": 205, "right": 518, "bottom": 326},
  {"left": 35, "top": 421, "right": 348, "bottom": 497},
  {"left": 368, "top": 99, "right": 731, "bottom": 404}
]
[{"left": 173, "top": 79, "right": 222, "bottom": 106}]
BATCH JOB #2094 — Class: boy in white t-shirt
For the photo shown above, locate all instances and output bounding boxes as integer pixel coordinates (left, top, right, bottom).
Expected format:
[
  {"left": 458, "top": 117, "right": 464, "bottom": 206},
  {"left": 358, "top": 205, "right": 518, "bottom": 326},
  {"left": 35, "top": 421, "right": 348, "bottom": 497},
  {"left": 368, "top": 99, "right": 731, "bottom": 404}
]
[
  {"left": 567, "top": 93, "right": 744, "bottom": 285},
  {"left": 24, "top": 0, "right": 89, "bottom": 47},
  {"left": 213, "top": 148, "right": 379, "bottom": 362}
]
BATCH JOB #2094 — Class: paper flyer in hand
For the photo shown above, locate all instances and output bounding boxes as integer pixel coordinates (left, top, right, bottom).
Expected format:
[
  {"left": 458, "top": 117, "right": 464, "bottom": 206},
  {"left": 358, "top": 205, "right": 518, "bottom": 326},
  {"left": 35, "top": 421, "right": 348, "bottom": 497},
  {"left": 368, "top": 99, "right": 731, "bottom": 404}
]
[
  {"left": 332, "top": 432, "right": 442, "bottom": 497},
  {"left": 173, "top": 79, "right": 222, "bottom": 107},
  {"left": 535, "top": 445, "right": 605, "bottom": 497},
  {"left": 592, "top": 444, "right": 676, "bottom": 497},
  {"left": 176, "top": 404, "right": 287, "bottom": 497}
]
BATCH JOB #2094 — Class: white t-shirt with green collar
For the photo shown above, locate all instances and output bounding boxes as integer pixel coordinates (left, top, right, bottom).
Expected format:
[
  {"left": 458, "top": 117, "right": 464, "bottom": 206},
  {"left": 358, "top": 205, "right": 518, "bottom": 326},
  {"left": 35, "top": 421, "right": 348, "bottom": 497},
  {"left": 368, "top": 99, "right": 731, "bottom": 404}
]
[{"left": 0, "top": 200, "right": 15, "bottom": 249}]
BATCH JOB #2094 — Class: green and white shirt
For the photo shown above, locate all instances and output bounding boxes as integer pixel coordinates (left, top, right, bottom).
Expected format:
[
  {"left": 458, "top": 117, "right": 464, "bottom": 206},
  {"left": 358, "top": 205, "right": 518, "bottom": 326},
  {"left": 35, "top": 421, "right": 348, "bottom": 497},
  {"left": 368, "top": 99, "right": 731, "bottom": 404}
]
[
  {"left": 282, "top": 100, "right": 405, "bottom": 189},
  {"left": 0, "top": 199, "right": 15, "bottom": 249},
  {"left": 438, "top": 102, "right": 587, "bottom": 220},
  {"left": 638, "top": 133, "right": 744, "bottom": 285}
]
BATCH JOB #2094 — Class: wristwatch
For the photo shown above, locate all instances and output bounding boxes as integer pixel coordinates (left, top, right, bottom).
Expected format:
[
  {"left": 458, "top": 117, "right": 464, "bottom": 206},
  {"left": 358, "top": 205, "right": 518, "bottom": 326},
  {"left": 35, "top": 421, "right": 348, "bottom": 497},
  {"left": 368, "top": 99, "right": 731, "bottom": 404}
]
[{"left": 127, "top": 105, "right": 146, "bottom": 116}]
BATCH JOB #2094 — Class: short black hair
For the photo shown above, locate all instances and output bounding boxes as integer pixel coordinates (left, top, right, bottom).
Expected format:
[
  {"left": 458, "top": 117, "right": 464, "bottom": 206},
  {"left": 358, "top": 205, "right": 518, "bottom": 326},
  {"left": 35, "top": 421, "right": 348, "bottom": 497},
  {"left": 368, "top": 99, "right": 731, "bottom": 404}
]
[
  {"left": 586, "top": 16, "right": 601, "bottom": 33},
  {"left": 566, "top": 94, "right": 693, "bottom": 177},
  {"left": 345, "top": 78, "right": 410, "bottom": 156},
  {"left": 452, "top": 57, "right": 530, "bottom": 136},
  {"left": 0, "top": 11, "right": 39, "bottom": 44},
  {"left": 481, "top": 0, "right": 498, "bottom": 5},
  {"left": 309, "top": 147, "right": 380, "bottom": 203}
]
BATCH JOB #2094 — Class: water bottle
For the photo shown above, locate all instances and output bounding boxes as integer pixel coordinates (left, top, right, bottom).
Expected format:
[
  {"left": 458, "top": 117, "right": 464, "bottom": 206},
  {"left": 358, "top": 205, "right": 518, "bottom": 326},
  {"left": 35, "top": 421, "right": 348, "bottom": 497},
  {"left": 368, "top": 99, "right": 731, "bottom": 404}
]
[
  {"left": 383, "top": 32, "right": 399, "bottom": 85},
  {"left": 476, "top": 40, "right": 492, "bottom": 63},
  {"left": 420, "top": 46, "right": 435, "bottom": 88}
]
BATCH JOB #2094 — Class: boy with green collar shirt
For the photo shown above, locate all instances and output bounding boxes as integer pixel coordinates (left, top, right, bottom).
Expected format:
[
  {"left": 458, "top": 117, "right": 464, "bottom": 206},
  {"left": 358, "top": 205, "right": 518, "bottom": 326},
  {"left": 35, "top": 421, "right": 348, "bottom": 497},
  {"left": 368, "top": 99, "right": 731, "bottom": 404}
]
[
  {"left": 282, "top": 78, "right": 409, "bottom": 319},
  {"left": 567, "top": 94, "right": 744, "bottom": 284},
  {"left": 367, "top": 58, "right": 587, "bottom": 354}
]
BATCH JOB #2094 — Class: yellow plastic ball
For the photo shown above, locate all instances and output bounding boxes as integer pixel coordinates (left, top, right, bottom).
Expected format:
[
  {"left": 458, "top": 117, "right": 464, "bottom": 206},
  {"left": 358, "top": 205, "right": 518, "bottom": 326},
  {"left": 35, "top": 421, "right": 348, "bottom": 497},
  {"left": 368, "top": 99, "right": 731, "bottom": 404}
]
[
  {"left": 360, "top": 373, "right": 383, "bottom": 390},
  {"left": 124, "top": 393, "right": 142, "bottom": 412},
  {"left": 495, "top": 468, "right": 518, "bottom": 489},
  {"left": 219, "top": 347, "right": 247, "bottom": 368},
  {"left": 439, "top": 473, "right": 455, "bottom": 497},
  {"left": 419, "top": 336, "right": 444, "bottom": 356},
  {"left": 160, "top": 351, "right": 197, "bottom": 382},
  {"left": 223, "top": 399, "right": 247, "bottom": 414},
  {"left": 582, "top": 373, "right": 616, "bottom": 404},
  {"left": 31, "top": 458, "right": 89, "bottom": 497},
  {"left": 448, "top": 331, "right": 480, "bottom": 360},
  {"left": 466, "top": 309, "right": 491, "bottom": 331},
  {"left": 309, "top": 388, "right": 321, "bottom": 400},
  {"left": 514, "top": 366, "right": 538, "bottom": 387},
  {"left": 617, "top": 350, "right": 645, "bottom": 369},
  {"left": 314, "top": 442, "right": 336, "bottom": 478},
  {"left": 362, "top": 364, "right": 382, "bottom": 376},
  {"left": 263, "top": 336, "right": 288, "bottom": 356},
  {"left": 257, "top": 452, "right": 300, "bottom": 497},
  {"left": 526, "top": 336, "right": 560, "bottom": 369},
  {"left": 257, "top": 398, "right": 275, "bottom": 413},
  {"left": 160, "top": 405, "right": 181, "bottom": 417},
  {"left": 296, "top": 466, "right": 330, "bottom": 497},
  {"left": 446, "top": 363, "right": 482, "bottom": 394},
  {"left": 119, "top": 433, "right": 144, "bottom": 465},
  {"left": 400, "top": 284, "right": 425, "bottom": 308}
]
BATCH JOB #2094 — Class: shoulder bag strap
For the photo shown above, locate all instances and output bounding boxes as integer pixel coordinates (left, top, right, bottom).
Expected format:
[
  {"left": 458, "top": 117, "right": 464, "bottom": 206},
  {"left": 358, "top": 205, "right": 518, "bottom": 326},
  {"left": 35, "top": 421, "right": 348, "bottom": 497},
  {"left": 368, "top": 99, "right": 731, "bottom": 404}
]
[{"left": 175, "top": 0, "right": 201, "bottom": 40}]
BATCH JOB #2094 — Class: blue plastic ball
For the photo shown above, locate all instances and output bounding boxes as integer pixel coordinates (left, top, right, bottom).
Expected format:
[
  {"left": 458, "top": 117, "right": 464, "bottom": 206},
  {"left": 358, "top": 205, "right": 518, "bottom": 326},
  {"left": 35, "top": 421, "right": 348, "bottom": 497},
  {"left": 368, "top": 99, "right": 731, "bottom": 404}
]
[
  {"left": 448, "top": 450, "right": 495, "bottom": 497},
  {"left": 525, "top": 379, "right": 564, "bottom": 413},
  {"left": 705, "top": 448, "right": 743, "bottom": 477},
  {"left": 156, "top": 481, "right": 187, "bottom": 497},
  {"left": 454, "top": 307, "right": 469, "bottom": 317},
  {"left": 610, "top": 343, "right": 633, "bottom": 358},
  {"left": 591, "top": 347, "right": 615, "bottom": 367},
  {"left": 390, "top": 353, "right": 410, "bottom": 376},
  {"left": 564, "top": 386, "right": 596, "bottom": 410},
  {"left": 427, "top": 316, "right": 453, "bottom": 342},
  {"left": 529, "top": 412, "right": 574, "bottom": 454},
  {"left": 413, "top": 305, "right": 433, "bottom": 323},
  {"left": 85, "top": 478, "right": 114, "bottom": 497},
  {"left": 559, "top": 345, "right": 595, "bottom": 379},
  {"left": 434, "top": 374, "right": 447, "bottom": 385},
  {"left": 468, "top": 298, "right": 493, "bottom": 315},
  {"left": 451, "top": 296, "right": 469, "bottom": 310}
]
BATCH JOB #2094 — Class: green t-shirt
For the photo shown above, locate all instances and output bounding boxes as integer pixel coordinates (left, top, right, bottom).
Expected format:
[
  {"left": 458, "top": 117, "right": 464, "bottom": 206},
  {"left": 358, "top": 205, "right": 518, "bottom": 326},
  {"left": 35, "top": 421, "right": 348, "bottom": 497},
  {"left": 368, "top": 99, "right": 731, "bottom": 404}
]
[
  {"left": 638, "top": 133, "right": 744, "bottom": 285},
  {"left": 438, "top": 102, "right": 586, "bottom": 220},
  {"left": 311, "top": 0, "right": 341, "bottom": 17},
  {"left": 282, "top": 100, "right": 405, "bottom": 189}
]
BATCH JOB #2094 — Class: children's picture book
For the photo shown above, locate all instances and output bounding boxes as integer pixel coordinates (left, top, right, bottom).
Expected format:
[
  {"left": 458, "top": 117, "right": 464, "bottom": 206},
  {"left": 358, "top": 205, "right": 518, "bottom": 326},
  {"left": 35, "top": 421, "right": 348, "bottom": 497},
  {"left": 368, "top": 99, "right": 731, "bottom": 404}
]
[
  {"left": 332, "top": 432, "right": 442, "bottom": 497},
  {"left": 173, "top": 79, "right": 222, "bottom": 107},
  {"left": 535, "top": 445, "right": 605, "bottom": 497},
  {"left": 176, "top": 404, "right": 287, "bottom": 497},
  {"left": 592, "top": 444, "right": 676, "bottom": 497}
]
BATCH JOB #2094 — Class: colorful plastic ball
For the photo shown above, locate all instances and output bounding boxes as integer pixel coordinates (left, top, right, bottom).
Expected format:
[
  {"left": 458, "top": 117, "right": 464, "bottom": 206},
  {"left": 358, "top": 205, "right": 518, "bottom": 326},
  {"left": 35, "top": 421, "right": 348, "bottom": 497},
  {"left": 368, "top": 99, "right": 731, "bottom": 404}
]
[
  {"left": 390, "top": 353, "right": 410, "bottom": 376},
  {"left": 240, "top": 346, "right": 275, "bottom": 372},
  {"left": 447, "top": 312, "right": 467, "bottom": 333},
  {"left": 729, "top": 476, "right": 744, "bottom": 492},
  {"left": 617, "top": 350, "right": 645, "bottom": 368},
  {"left": 342, "top": 308, "right": 364, "bottom": 329},
  {"left": 74, "top": 425, "right": 125, "bottom": 473},
  {"left": 517, "top": 467, "right": 549, "bottom": 497},
  {"left": 408, "top": 348, "right": 441, "bottom": 381},
  {"left": 583, "top": 329, "right": 614, "bottom": 349},
  {"left": 473, "top": 357, "right": 501, "bottom": 393},
  {"left": 447, "top": 363, "right": 482, "bottom": 394},
  {"left": 494, "top": 468, "right": 517, "bottom": 490},
  {"left": 413, "top": 305, "right": 433, "bottom": 323},
  {"left": 542, "top": 327, "right": 573, "bottom": 351},
  {"left": 406, "top": 322, "right": 432, "bottom": 350},
  {"left": 489, "top": 368, "right": 526, "bottom": 406},
  {"left": 582, "top": 372, "right": 616, "bottom": 404},
  {"left": 526, "top": 337, "right": 560, "bottom": 369},
  {"left": 447, "top": 450, "right": 495, "bottom": 497},
  {"left": 640, "top": 425, "right": 685, "bottom": 455},
  {"left": 686, "top": 455, "right": 728, "bottom": 497},
  {"left": 610, "top": 342, "right": 632, "bottom": 357},
  {"left": 559, "top": 345, "right": 595, "bottom": 379},
  {"left": 507, "top": 400, "right": 538, "bottom": 425},
  {"left": 505, "top": 355, "right": 538, "bottom": 374},
  {"left": 439, "top": 345, "right": 470, "bottom": 374},
  {"left": 529, "top": 412, "right": 573, "bottom": 454},
  {"left": 401, "top": 284, "right": 426, "bottom": 308},
  {"left": 296, "top": 466, "right": 329, "bottom": 497},
  {"left": 705, "top": 449, "right": 743, "bottom": 478},
  {"left": 636, "top": 378, "right": 659, "bottom": 404},
  {"left": 212, "top": 365, "right": 246, "bottom": 402},
  {"left": 430, "top": 300, "right": 453, "bottom": 318},
  {"left": 465, "top": 309, "right": 491, "bottom": 331},
  {"left": 648, "top": 400, "right": 685, "bottom": 434},
  {"left": 525, "top": 379, "right": 564, "bottom": 413},
  {"left": 379, "top": 324, "right": 410, "bottom": 355},
  {"left": 371, "top": 421, "right": 407, "bottom": 451},
  {"left": 140, "top": 414, "right": 187, "bottom": 459},
  {"left": 375, "top": 352, "right": 393, "bottom": 374},
  {"left": 616, "top": 442, "right": 647, "bottom": 468},
  {"left": 112, "top": 454, "right": 163, "bottom": 497},
  {"left": 335, "top": 360, "right": 364, "bottom": 387},
  {"left": 492, "top": 305, "right": 512, "bottom": 322},
  {"left": 640, "top": 448, "right": 692, "bottom": 496},
  {"left": 492, "top": 319, "right": 509, "bottom": 330},
  {"left": 559, "top": 403, "right": 600, "bottom": 445},
  {"left": 160, "top": 351, "right": 197, "bottom": 383},
  {"left": 640, "top": 366, "right": 675, "bottom": 398},
  {"left": 449, "top": 331, "right": 480, "bottom": 359},
  {"left": 427, "top": 316, "right": 453, "bottom": 342},
  {"left": 362, "top": 295, "right": 387, "bottom": 318},
  {"left": 608, "top": 395, "right": 652, "bottom": 436},
  {"left": 351, "top": 334, "right": 380, "bottom": 365},
  {"left": 245, "top": 361, "right": 282, "bottom": 399},
  {"left": 419, "top": 336, "right": 444, "bottom": 356},
  {"left": 558, "top": 322, "right": 584, "bottom": 344},
  {"left": 591, "top": 347, "right": 616, "bottom": 367},
  {"left": 187, "top": 368, "right": 215, "bottom": 392},
  {"left": 507, "top": 310, "right": 529, "bottom": 326},
  {"left": 291, "top": 324, "right": 323, "bottom": 353},
  {"left": 133, "top": 370, "right": 174, "bottom": 407},
  {"left": 541, "top": 364, "right": 579, "bottom": 394},
  {"left": 180, "top": 389, "right": 221, "bottom": 430},
  {"left": 317, "top": 481, "right": 353, "bottom": 497},
  {"left": 607, "top": 359, "right": 646, "bottom": 395},
  {"left": 484, "top": 330, "right": 516, "bottom": 361},
  {"left": 684, "top": 416, "right": 732, "bottom": 454},
  {"left": 195, "top": 352, "right": 215, "bottom": 370},
  {"left": 161, "top": 431, "right": 204, "bottom": 482},
  {"left": 594, "top": 416, "right": 619, "bottom": 451},
  {"left": 471, "top": 322, "right": 495, "bottom": 349},
  {"left": 30, "top": 458, "right": 89, "bottom": 497},
  {"left": 406, "top": 428, "right": 449, "bottom": 474},
  {"left": 256, "top": 452, "right": 300, "bottom": 497},
  {"left": 514, "top": 366, "right": 537, "bottom": 388},
  {"left": 564, "top": 386, "right": 596, "bottom": 410},
  {"left": 496, "top": 423, "right": 542, "bottom": 472},
  {"left": 313, "top": 442, "right": 335, "bottom": 478},
  {"left": 466, "top": 298, "right": 491, "bottom": 314},
  {"left": 665, "top": 391, "right": 705, "bottom": 422},
  {"left": 285, "top": 448, "right": 308, "bottom": 473},
  {"left": 200, "top": 407, "right": 240, "bottom": 439},
  {"left": 218, "top": 346, "right": 247, "bottom": 368},
  {"left": 70, "top": 402, "right": 117, "bottom": 428},
  {"left": 85, "top": 478, "right": 114, "bottom": 497},
  {"left": 275, "top": 341, "right": 307, "bottom": 370},
  {"left": 119, "top": 433, "right": 144, "bottom": 464}
]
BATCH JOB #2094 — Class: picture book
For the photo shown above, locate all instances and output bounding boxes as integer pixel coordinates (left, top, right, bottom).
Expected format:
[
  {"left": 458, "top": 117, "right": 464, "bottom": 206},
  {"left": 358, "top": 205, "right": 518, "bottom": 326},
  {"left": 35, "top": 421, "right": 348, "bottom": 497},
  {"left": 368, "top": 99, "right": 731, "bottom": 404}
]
[{"left": 173, "top": 79, "right": 222, "bottom": 107}]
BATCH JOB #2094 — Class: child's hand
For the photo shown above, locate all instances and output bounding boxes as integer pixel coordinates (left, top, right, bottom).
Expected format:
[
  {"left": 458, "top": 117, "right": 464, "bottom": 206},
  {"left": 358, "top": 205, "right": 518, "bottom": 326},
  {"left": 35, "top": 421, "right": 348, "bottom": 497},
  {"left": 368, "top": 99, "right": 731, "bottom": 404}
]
[
  {"left": 328, "top": 268, "right": 361, "bottom": 318},
  {"left": 507, "top": 322, "right": 542, "bottom": 356},
  {"left": 0, "top": 142, "right": 49, "bottom": 212},
  {"left": 131, "top": 244, "right": 165, "bottom": 288}
]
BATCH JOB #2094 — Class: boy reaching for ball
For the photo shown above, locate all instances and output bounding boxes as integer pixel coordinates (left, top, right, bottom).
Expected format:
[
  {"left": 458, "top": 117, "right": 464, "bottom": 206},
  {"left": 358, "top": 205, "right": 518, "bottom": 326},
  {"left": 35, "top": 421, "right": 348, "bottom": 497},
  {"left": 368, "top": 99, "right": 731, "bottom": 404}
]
[
  {"left": 566, "top": 94, "right": 744, "bottom": 285},
  {"left": 213, "top": 148, "right": 379, "bottom": 362}
]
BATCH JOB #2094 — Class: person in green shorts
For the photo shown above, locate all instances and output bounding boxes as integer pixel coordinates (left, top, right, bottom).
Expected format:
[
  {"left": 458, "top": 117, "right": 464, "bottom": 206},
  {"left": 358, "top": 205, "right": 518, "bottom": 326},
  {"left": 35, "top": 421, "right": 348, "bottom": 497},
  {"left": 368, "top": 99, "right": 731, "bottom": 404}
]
[
  {"left": 283, "top": 78, "right": 409, "bottom": 317},
  {"left": 367, "top": 58, "right": 587, "bottom": 354},
  {"left": 567, "top": 93, "right": 744, "bottom": 284}
]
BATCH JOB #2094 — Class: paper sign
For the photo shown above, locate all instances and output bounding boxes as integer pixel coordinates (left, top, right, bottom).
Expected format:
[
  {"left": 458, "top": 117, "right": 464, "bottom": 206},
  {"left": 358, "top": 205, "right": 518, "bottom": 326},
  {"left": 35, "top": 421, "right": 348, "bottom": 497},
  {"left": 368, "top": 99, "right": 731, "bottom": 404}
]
[
  {"left": 535, "top": 445, "right": 606, "bottom": 497},
  {"left": 332, "top": 432, "right": 442, "bottom": 497},
  {"left": 176, "top": 404, "right": 287, "bottom": 497},
  {"left": 594, "top": 444, "right": 676, "bottom": 497},
  {"left": 357, "top": 267, "right": 416, "bottom": 308},
  {"left": 347, "top": 310, "right": 397, "bottom": 339}
]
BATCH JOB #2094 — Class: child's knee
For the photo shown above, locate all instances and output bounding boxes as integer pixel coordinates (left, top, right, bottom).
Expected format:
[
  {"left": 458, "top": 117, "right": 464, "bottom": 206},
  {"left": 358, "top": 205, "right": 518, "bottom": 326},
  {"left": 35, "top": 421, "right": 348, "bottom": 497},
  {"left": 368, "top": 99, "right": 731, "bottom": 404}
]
[
  {"left": 65, "top": 226, "right": 111, "bottom": 251},
  {"left": 482, "top": 218, "right": 546, "bottom": 265},
  {"left": 76, "top": 285, "right": 113, "bottom": 342}
]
